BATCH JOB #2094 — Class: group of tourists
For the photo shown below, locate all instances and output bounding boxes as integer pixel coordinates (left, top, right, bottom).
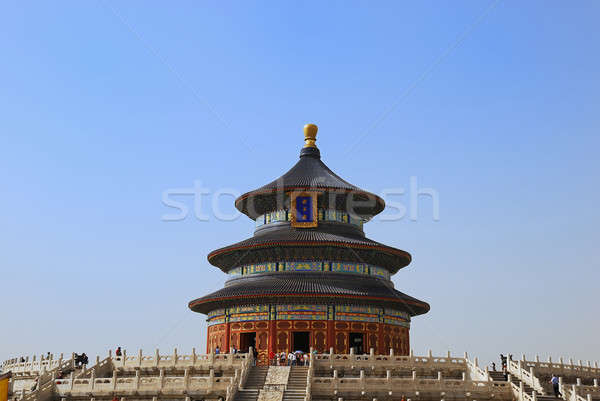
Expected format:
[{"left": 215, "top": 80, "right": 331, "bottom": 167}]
[
  {"left": 214, "top": 345, "right": 245, "bottom": 354},
  {"left": 269, "top": 350, "right": 313, "bottom": 366},
  {"left": 74, "top": 353, "right": 88, "bottom": 367}
]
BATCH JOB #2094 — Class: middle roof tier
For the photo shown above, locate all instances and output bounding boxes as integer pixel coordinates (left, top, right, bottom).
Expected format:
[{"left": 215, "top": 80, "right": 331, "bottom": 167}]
[{"left": 207, "top": 224, "right": 411, "bottom": 274}]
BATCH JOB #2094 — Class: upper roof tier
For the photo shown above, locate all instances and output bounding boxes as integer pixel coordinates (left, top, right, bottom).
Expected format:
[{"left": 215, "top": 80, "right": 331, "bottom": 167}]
[{"left": 235, "top": 124, "right": 385, "bottom": 219}]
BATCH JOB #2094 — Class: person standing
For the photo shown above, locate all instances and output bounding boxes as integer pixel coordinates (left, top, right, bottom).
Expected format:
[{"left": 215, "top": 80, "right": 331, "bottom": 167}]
[
  {"left": 550, "top": 374, "right": 562, "bottom": 398},
  {"left": 215, "top": 346, "right": 220, "bottom": 354}
]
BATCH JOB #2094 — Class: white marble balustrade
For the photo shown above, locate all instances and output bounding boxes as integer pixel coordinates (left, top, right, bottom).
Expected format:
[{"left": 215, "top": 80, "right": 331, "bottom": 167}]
[
  {"left": 54, "top": 375, "right": 234, "bottom": 396},
  {"left": 112, "top": 349, "right": 248, "bottom": 371},
  {"left": 312, "top": 376, "right": 511, "bottom": 396},
  {"left": 516, "top": 354, "right": 600, "bottom": 378},
  {"left": 2, "top": 354, "right": 69, "bottom": 375},
  {"left": 313, "top": 349, "right": 466, "bottom": 371}
]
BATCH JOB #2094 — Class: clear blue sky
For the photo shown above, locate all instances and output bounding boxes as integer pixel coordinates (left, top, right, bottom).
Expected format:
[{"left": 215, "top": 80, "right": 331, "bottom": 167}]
[{"left": 1, "top": 1, "right": 599, "bottom": 366}]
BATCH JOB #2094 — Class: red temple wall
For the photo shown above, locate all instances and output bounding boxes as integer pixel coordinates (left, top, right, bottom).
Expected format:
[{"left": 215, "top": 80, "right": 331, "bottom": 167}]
[{"left": 207, "top": 320, "right": 409, "bottom": 365}]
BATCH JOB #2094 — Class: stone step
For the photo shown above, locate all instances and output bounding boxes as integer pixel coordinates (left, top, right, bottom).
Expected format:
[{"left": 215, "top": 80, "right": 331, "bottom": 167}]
[
  {"left": 489, "top": 372, "right": 507, "bottom": 381},
  {"left": 283, "top": 393, "right": 306, "bottom": 401},
  {"left": 235, "top": 389, "right": 259, "bottom": 401}
]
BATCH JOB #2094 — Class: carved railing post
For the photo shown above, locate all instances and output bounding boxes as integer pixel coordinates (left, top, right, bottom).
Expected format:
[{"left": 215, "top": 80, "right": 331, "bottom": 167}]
[{"left": 520, "top": 381, "right": 524, "bottom": 400}]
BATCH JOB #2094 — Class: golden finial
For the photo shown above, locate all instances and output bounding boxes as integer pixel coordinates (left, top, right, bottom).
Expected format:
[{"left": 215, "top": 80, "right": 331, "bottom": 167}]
[{"left": 303, "top": 123, "right": 318, "bottom": 148}]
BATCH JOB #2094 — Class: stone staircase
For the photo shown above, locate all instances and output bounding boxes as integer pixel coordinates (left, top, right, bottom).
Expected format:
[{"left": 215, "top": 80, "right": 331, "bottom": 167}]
[
  {"left": 511, "top": 376, "right": 535, "bottom": 394},
  {"left": 234, "top": 366, "right": 269, "bottom": 401},
  {"left": 488, "top": 371, "right": 540, "bottom": 401},
  {"left": 234, "top": 389, "right": 259, "bottom": 401},
  {"left": 489, "top": 370, "right": 535, "bottom": 393},
  {"left": 244, "top": 366, "right": 269, "bottom": 389},
  {"left": 489, "top": 369, "right": 558, "bottom": 401},
  {"left": 489, "top": 371, "right": 508, "bottom": 381},
  {"left": 283, "top": 366, "right": 308, "bottom": 400},
  {"left": 536, "top": 396, "right": 558, "bottom": 401},
  {"left": 20, "top": 358, "right": 76, "bottom": 401}
]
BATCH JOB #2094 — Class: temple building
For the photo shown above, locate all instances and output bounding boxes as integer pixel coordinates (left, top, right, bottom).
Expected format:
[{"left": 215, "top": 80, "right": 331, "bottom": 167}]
[
  {"left": 188, "top": 124, "right": 430, "bottom": 364},
  {"left": 4, "top": 125, "right": 596, "bottom": 401}
]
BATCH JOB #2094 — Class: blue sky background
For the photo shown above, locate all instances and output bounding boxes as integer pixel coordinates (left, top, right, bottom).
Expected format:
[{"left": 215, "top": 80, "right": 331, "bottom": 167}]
[{"left": 1, "top": 1, "right": 599, "bottom": 366}]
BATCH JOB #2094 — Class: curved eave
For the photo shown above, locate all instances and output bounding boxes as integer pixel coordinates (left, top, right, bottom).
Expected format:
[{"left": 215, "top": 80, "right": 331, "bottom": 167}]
[
  {"left": 234, "top": 186, "right": 385, "bottom": 220},
  {"left": 189, "top": 293, "right": 430, "bottom": 317},
  {"left": 188, "top": 272, "right": 430, "bottom": 317},
  {"left": 207, "top": 239, "right": 411, "bottom": 274}
]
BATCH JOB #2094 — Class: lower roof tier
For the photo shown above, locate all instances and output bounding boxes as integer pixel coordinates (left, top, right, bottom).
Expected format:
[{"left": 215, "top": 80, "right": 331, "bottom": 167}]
[
  {"left": 207, "top": 225, "right": 411, "bottom": 274},
  {"left": 188, "top": 272, "right": 430, "bottom": 316}
]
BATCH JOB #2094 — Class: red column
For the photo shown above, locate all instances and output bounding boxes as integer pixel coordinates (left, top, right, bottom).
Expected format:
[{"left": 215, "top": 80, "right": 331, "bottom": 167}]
[
  {"left": 378, "top": 323, "right": 385, "bottom": 355},
  {"left": 268, "top": 319, "right": 276, "bottom": 355},
  {"left": 326, "top": 321, "right": 334, "bottom": 351},
  {"left": 326, "top": 305, "right": 334, "bottom": 352},
  {"left": 224, "top": 322, "right": 230, "bottom": 353},
  {"left": 206, "top": 326, "right": 211, "bottom": 354}
]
